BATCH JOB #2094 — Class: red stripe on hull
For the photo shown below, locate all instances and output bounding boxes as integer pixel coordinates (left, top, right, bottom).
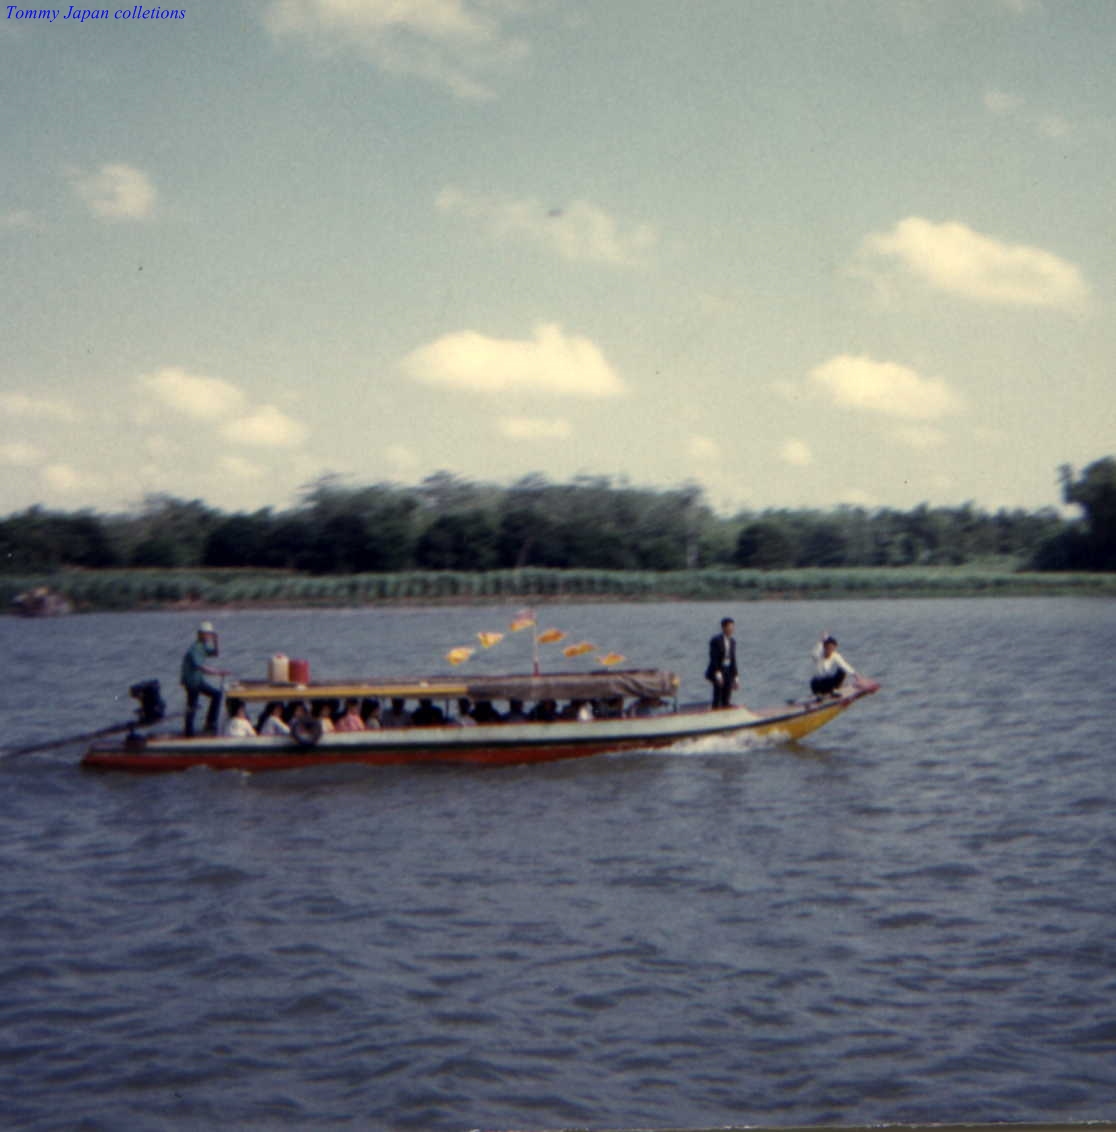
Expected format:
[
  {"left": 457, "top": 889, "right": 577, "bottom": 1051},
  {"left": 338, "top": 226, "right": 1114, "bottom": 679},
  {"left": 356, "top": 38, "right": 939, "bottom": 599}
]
[{"left": 82, "top": 733, "right": 688, "bottom": 773}]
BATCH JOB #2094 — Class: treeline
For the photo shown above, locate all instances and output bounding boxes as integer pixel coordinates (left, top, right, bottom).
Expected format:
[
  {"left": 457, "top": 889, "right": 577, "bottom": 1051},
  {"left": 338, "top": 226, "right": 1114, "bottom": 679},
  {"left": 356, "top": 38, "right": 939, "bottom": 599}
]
[{"left": 1, "top": 460, "right": 1113, "bottom": 576}]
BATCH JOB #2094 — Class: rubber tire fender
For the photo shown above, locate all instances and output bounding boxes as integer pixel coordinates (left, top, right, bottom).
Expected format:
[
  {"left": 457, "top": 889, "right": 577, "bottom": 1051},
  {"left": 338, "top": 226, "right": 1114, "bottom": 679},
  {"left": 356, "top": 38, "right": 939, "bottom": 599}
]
[{"left": 291, "top": 717, "right": 324, "bottom": 748}]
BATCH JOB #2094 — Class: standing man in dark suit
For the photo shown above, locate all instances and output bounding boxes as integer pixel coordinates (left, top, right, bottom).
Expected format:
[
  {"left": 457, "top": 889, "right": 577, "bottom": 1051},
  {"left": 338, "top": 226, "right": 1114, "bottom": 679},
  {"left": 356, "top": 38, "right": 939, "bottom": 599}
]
[{"left": 705, "top": 616, "right": 739, "bottom": 709}]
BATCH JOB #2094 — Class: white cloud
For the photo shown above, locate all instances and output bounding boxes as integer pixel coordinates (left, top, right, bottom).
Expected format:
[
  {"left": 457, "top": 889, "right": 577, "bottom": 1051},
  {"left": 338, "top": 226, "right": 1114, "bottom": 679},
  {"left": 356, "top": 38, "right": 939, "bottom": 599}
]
[
  {"left": 810, "top": 355, "right": 963, "bottom": 421},
  {"left": 0, "top": 441, "right": 44, "bottom": 466},
  {"left": 401, "top": 323, "right": 628, "bottom": 398},
  {"left": 41, "top": 463, "right": 85, "bottom": 494},
  {"left": 223, "top": 405, "right": 308, "bottom": 448},
  {"left": 384, "top": 443, "right": 420, "bottom": 479},
  {"left": 218, "top": 454, "right": 264, "bottom": 479},
  {"left": 686, "top": 435, "right": 720, "bottom": 463},
  {"left": 437, "top": 187, "right": 658, "bottom": 266},
  {"left": 137, "top": 367, "right": 307, "bottom": 450},
  {"left": 264, "top": 0, "right": 528, "bottom": 99},
  {"left": 0, "top": 392, "right": 77, "bottom": 421},
  {"left": 858, "top": 217, "right": 1088, "bottom": 310},
  {"left": 780, "top": 438, "right": 813, "bottom": 467},
  {"left": 69, "top": 163, "right": 157, "bottom": 221},
  {"left": 497, "top": 416, "right": 571, "bottom": 440},
  {"left": 138, "top": 367, "right": 248, "bottom": 420}
]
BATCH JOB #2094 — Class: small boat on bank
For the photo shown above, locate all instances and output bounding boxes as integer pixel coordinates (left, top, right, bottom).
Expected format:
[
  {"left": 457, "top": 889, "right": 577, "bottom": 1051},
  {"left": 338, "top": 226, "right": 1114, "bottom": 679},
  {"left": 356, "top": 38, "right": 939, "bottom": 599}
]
[
  {"left": 81, "top": 668, "right": 880, "bottom": 774},
  {"left": 11, "top": 586, "right": 72, "bottom": 617}
]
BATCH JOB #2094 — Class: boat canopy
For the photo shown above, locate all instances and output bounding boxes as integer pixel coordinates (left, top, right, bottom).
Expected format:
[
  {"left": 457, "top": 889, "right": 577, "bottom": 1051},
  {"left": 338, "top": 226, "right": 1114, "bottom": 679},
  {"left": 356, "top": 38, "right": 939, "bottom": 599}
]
[
  {"left": 227, "top": 668, "right": 679, "bottom": 704},
  {"left": 465, "top": 668, "right": 678, "bottom": 703}
]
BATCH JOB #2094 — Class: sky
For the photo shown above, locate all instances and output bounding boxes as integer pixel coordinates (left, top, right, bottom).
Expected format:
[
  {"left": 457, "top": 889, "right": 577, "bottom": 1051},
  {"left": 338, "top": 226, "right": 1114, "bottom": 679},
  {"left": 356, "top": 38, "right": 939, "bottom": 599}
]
[{"left": 2, "top": 0, "right": 1114, "bottom": 519}]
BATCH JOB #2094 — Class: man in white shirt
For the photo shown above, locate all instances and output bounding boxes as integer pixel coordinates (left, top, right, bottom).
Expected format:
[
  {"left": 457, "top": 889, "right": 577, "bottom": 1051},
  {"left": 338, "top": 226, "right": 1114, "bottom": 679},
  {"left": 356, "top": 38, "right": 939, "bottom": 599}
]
[{"left": 811, "top": 635, "right": 857, "bottom": 698}]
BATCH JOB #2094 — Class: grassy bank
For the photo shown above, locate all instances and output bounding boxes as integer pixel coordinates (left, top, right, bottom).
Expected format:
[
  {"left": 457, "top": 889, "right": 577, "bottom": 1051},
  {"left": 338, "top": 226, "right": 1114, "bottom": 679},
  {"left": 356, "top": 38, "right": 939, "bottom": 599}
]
[{"left": 3, "top": 566, "right": 1116, "bottom": 613}]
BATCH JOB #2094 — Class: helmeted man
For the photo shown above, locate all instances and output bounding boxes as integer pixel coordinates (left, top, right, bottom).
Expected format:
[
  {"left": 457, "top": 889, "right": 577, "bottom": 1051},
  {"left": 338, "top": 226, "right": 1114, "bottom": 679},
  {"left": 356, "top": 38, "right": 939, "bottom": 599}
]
[{"left": 180, "top": 621, "right": 228, "bottom": 736}]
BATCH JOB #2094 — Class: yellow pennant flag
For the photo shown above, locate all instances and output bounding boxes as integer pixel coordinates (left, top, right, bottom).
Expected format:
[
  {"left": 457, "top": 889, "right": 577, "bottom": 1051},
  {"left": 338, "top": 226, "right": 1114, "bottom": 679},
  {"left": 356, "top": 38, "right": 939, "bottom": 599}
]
[
  {"left": 477, "top": 632, "right": 504, "bottom": 649},
  {"left": 509, "top": 611, "right": 536, "bottom": 632},
  {"left": 562, "top": 641, "right": 596, "bottom": 658},
  {"left": 446, "top": 646, "right": 474, "bottom": 666},
  {"left": 598, "top": 652, "right": 626, "bottom": 667},
  {"left": 536, "top": 628, "right": 566, "bottom": 645}
]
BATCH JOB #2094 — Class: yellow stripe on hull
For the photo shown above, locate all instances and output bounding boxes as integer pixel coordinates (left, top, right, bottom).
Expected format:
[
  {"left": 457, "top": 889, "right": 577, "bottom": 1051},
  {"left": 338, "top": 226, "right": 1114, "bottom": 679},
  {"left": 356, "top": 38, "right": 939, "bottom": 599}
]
[
  {"left": 228, "top": 681, "right": 471, "bottom": 702},
  {"left": 748, "top": 700, "right": 850, "bottom": 742}
]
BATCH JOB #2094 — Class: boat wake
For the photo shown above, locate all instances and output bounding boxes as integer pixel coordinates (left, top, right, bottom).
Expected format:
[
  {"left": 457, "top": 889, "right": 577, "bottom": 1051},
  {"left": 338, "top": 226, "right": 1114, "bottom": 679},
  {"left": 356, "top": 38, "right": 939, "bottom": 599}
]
[{"left": 660, "top": 727, "right": 786, "bottom": 758}]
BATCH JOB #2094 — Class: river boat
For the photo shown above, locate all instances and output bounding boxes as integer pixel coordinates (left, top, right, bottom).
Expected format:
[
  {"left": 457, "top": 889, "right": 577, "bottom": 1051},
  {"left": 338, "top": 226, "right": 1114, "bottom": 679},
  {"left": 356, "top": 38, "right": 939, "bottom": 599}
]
[
  {"left": 11, "top": 586, "right": 72, "bottom": 617},
  {"left": 81, "top": 668, "right": 879, "bottom": 773}
]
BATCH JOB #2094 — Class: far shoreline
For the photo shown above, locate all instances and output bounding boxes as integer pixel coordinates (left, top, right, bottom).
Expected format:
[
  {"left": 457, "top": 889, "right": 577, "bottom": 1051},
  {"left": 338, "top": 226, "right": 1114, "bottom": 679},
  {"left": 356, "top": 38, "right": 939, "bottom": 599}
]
[{"left": 4, "top": 566, "right": 1116, "bottom": 615}]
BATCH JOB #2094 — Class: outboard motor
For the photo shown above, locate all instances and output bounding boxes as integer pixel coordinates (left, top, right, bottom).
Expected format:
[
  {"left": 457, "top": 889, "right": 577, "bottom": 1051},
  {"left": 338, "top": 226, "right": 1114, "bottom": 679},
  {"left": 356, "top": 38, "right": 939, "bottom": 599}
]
[{"left": 129, "top": 679, "right": 165, "bottom": 727}]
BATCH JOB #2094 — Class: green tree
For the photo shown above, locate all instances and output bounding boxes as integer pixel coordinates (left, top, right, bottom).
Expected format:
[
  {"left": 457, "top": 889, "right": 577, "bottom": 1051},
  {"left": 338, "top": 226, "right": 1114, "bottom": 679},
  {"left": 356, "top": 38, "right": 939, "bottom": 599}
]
[
  {"left": 1059, "top": 458, "right": 1116, "bottom": 569},
  {"left": 734, "top": 520, "right": 798, "bottom": 569},
  {"left": 294, "top": 478, "right": 420, "bottom": 573},
  {"left": 128, "top": 495, "right": 220, "bottom": 568},
  {"left": 496, "top": 475, "right": 557, "bottom": 568},
  {"left": 415, "top": 510, "right": 498, "bottom": 570},
  {"left": 0, "top": 507, "right": 117, "bottom": 570},
  {"left": 799, "top": 517, "right": 850, "bottom": 567},
  {"left": 203, "top": 511, "right": 276, "bottom": 568}
]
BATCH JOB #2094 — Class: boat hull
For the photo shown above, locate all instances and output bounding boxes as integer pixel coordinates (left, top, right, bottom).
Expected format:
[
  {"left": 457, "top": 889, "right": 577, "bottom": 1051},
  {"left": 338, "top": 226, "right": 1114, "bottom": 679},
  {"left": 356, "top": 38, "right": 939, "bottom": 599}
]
[{"left": 82, "top": 684, "right": 878, "bottom": 773}]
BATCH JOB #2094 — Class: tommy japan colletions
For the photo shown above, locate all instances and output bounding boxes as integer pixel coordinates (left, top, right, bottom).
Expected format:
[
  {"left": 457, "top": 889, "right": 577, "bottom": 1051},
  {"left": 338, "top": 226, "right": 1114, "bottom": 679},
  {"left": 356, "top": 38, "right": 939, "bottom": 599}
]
[{"left": 5, "top": 5, "right": 185, "bottom": 20}]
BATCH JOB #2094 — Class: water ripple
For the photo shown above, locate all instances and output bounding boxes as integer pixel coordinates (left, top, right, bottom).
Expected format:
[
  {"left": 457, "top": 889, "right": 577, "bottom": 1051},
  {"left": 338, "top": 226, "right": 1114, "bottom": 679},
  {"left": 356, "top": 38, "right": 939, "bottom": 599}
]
[{"left": 2, "top": 599, "right": 1115, "bottom": 1129}]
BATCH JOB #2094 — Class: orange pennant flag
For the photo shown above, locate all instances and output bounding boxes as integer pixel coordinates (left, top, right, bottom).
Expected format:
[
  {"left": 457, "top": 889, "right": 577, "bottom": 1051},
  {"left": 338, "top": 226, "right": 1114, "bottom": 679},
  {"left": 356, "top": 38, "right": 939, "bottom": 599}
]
[
  {"left": 477, "top": 632, "right": 504, "bottom": 649},
  {"left": 562, "top": 641, "right": 596, "bottom": 658},
  {"left": 536, "top": 628, "right": 566, "bottom": 645},
  {"left": 509, "top": 611, "right": 536, "bottom": 632},
  {"left": 446, "top": 647, "right": 474, "bottom": 666},
  {"left": 598, "top": 652, "right": 626, "bottom": 667}
]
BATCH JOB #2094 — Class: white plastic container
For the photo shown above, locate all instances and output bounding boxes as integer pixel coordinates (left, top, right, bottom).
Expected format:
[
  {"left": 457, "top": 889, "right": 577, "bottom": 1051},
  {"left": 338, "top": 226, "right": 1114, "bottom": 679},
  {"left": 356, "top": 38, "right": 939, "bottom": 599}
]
[{"left": 268, "top": 653, "right": 290, "bottom": 683}]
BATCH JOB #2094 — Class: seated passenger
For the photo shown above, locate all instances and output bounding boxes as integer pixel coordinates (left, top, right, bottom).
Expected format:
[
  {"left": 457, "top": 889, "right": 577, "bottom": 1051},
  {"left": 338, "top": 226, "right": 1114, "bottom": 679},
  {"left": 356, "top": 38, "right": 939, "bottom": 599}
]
[
  {"left": 361, "top": 698, "right": 382, "bottom": 729},
  {"left": 381, "top": 698, "right": 411, "bottom": 729},
  {"left": 257, "top": 701, "right": 291, "bottom": 736},
  {"left": 625, "top": 696, "right": 666, "bottom": 718},
  {"left": 559, "top": 699, "right": 593, "bottom": 721},
  {"left": 503, "top": 698, "right": 527, "bottom": 723},
  {"left": 455, "top": 697, "right": 477, "bottom": 726},
  {"left": 286, "top": 701, "right": 311, "bottom": 726},
  {"left": 223, "top": 698, "right": 257, "bottom": 737},
  {"left": 530, "top": 699, "right": 558, "bottom": 722},
  {"left": 472, "top": 699, "right": 501, "bottom": 724},
  {"left": 411, "top": 698, "right": 446, "bottom": 727},
  {"left": 312, "top": 701, "right": 336, "bottom": 732},
  {"left": 335, "top": 698, "right": 365, "bottom": 732}
]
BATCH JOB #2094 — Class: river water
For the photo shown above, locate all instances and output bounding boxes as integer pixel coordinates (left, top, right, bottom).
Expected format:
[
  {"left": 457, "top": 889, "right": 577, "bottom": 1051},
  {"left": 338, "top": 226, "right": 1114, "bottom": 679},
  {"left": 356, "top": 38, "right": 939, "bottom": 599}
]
[{"left": 1, "top": 598, "right": 1114, "bottom": 1131}]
